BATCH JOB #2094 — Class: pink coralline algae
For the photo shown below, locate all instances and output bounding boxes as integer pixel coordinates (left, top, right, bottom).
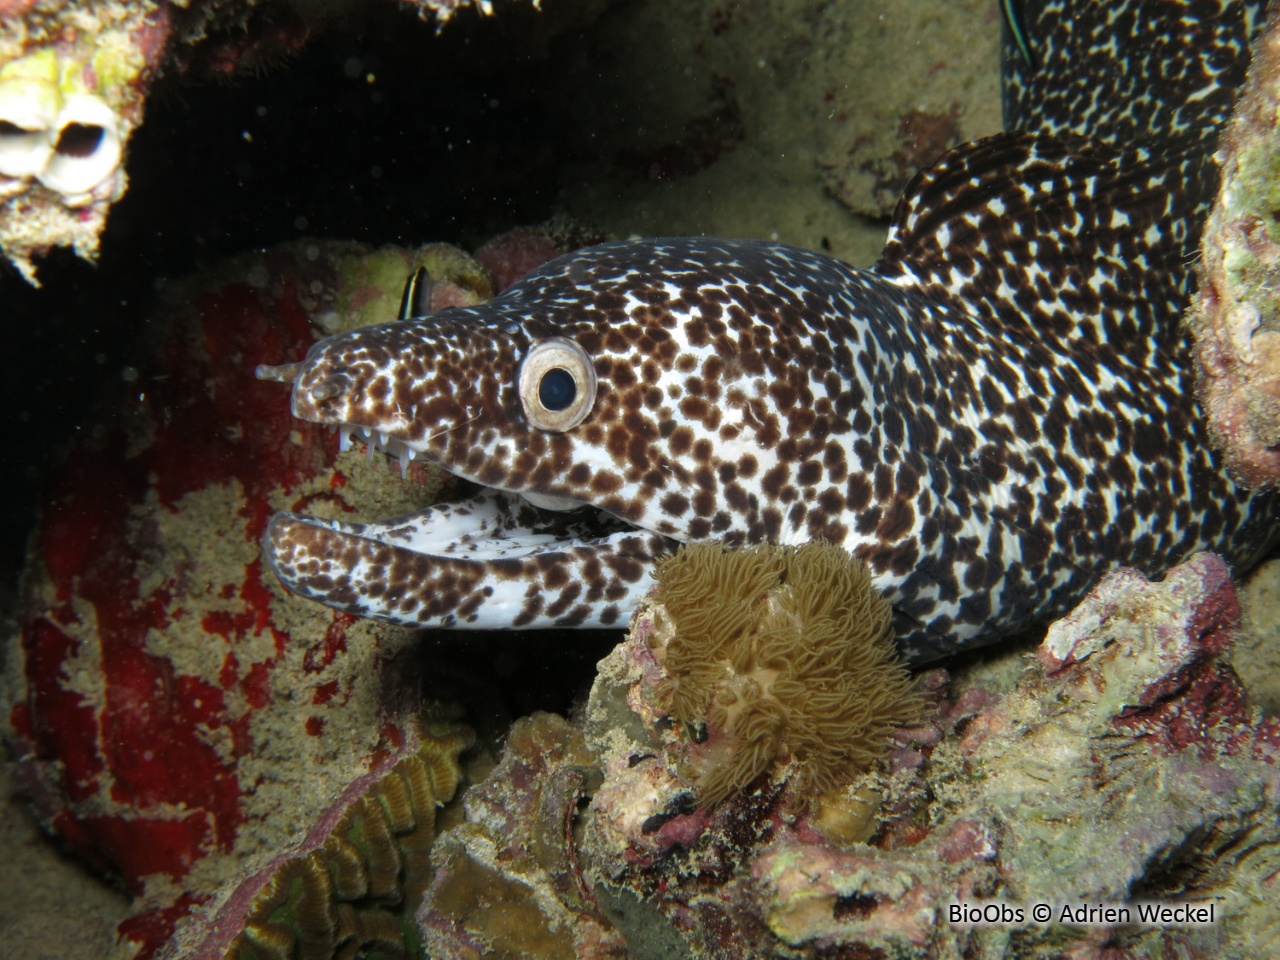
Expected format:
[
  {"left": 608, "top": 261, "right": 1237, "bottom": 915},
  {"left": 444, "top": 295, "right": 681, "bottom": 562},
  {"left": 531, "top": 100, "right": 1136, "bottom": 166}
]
[
  {"left": 421, "top": 552, "right": 1278, "bottom": 959},
  {"left": 474, "top": 225, "right": 570, "bottom": 292}
]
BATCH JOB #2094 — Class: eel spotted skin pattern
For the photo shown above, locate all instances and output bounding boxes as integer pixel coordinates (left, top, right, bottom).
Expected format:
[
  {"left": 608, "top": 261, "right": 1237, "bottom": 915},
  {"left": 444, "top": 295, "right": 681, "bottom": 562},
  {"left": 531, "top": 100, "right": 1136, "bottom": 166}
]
[{"left": 259, "top": 0, "right": 1280, "bottom": 665}]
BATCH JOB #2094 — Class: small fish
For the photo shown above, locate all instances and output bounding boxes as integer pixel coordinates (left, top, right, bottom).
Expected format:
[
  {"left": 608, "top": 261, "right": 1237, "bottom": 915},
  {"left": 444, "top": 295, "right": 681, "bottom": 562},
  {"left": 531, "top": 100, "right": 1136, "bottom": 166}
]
[
  {"left": 397, "top": 265, "right": 433, "bottom": 321},
  {"left": 1001, "top": 0, "right": 1037, "bottom": 71}
]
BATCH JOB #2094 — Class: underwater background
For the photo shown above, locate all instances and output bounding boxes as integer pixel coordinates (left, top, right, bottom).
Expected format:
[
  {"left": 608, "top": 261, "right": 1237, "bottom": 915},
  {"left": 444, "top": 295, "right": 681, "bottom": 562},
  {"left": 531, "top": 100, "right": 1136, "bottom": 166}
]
[{"left": 2, "top": 1, "right": 1278, "bottom": 958}]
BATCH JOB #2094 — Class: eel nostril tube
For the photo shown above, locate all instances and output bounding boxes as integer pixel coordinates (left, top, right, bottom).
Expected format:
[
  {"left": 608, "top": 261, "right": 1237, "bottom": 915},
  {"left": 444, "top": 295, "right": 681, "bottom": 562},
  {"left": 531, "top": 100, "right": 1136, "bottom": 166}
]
[{"left": 255, "top": 362, "right": 304, "bottom": 383}]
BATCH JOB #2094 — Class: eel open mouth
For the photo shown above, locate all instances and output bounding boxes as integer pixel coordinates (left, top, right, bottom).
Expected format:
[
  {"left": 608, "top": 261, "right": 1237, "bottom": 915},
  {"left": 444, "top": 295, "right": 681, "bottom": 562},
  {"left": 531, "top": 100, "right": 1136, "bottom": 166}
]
[{"left": 257, "top": 386, "right": 674, "bottom": 630}]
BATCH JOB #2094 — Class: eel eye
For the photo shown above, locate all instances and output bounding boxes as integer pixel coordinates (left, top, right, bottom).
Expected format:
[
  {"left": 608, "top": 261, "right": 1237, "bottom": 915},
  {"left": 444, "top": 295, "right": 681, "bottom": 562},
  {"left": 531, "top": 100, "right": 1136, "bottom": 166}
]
[
  {"left": 518, "top": 338, "right": 597, "bottom": 431},
  {"left": 539, "top": 367, "right": 576, "bottom": 411}
]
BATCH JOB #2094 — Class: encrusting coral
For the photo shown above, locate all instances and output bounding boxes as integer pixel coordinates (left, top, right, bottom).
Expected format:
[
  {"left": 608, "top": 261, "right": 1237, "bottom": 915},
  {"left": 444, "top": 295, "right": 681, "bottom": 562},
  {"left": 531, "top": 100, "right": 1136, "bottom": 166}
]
[
  {"left": 162, "top": 717, "right": 474, "bottom": 960},
  {"left": 416, "top": 712, "right": 627, "bottom": 958},
  {"left": 651, "top": 541, "right": 923, "bottom": 805}
]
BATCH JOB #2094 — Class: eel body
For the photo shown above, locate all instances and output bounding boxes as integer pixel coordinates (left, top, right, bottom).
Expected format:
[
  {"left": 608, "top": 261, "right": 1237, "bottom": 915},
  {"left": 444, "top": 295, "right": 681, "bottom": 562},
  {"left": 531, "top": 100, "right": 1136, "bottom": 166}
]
[{"left": 259, "top": 0, "right": 1279, "bottom": 664}]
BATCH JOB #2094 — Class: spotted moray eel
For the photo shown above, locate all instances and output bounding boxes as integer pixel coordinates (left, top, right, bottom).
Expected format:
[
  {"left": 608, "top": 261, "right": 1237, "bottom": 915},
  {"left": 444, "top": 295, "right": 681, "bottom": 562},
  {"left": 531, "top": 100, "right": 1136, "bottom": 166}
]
[{"left": 259, "top": 0, "right": 1279, "bottom": 664}]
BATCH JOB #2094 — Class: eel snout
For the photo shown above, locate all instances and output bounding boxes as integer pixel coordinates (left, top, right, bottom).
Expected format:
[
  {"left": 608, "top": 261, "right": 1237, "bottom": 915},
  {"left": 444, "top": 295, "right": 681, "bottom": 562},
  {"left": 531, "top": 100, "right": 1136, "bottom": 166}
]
[{"left": 256, "top": 355, "right": 359, "bottom": 421}]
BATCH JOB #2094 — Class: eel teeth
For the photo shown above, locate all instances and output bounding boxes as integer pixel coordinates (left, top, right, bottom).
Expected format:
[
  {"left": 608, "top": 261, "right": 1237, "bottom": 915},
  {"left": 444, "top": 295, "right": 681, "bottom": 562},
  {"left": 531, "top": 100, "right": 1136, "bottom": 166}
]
[{"left": 333, "top": 421, "right": 418, "bottom": 476}]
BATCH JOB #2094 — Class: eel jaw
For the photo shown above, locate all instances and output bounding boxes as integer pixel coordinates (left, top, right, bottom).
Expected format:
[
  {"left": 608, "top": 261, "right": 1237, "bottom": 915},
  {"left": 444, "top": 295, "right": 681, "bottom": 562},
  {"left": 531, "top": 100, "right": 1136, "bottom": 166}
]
[
  {"left": 263, "top": 487, "right": 673, "bottom": 631},
  {"left": 258, "top": 358, "right": 673, "bottom": 629}
]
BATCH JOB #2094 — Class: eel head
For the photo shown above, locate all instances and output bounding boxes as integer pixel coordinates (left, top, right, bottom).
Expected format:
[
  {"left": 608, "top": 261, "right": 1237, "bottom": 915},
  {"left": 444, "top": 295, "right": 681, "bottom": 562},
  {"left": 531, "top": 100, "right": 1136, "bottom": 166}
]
[{"left": 258, "top": 239, "right": 861, "bottom": 631}]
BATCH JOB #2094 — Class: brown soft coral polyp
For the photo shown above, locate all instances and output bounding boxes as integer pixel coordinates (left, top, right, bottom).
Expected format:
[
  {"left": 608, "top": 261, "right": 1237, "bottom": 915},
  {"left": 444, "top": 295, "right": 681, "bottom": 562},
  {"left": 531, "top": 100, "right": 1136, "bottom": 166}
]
[{"left": 652, "top": 541, "right": 923, "bottom": 805}]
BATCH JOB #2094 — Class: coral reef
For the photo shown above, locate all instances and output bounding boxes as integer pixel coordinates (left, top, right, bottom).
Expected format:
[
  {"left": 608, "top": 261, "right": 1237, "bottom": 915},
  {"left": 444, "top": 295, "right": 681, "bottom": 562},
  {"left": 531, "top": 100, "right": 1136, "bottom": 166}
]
[
  {"left": 1190, "top": 2, "right": 1280, "bottom": 488},
  {"left": 160, "top": 716, "right": 473, "bottom": 960},
  {"left": 0, "top": 238, "right": 495, "bottom": 958},
  {"left": 743, "top": 553, "right": 1280, "bottom": 958},
  {"left": 651, "top": 541, "right": 922, "bottom": 804},
  {"left": 417, "top": 711, "right": 628, "bottom": 958},
  {"left": 2, "top": 3, "right": 1275, "bottom": 958},
  {"left": 18, "top": 367, "right": 1272, "bottom": 957},
  {"left": 425, "top": 552, "right": 1279, "bottom": 959}
]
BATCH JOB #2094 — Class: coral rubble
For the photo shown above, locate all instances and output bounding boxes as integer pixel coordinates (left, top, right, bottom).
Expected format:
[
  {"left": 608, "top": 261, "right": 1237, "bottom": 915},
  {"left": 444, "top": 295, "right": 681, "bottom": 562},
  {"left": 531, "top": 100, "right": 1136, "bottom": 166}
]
[
  {"left": 430, "top": 552, "right": 1279, "bottom": 959},
  {"left": 1190, "top": 2, "right": 1280, "bottom": 488},
  {"left": 417, "top": 711, "right": 628, "bottom": 958}
]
